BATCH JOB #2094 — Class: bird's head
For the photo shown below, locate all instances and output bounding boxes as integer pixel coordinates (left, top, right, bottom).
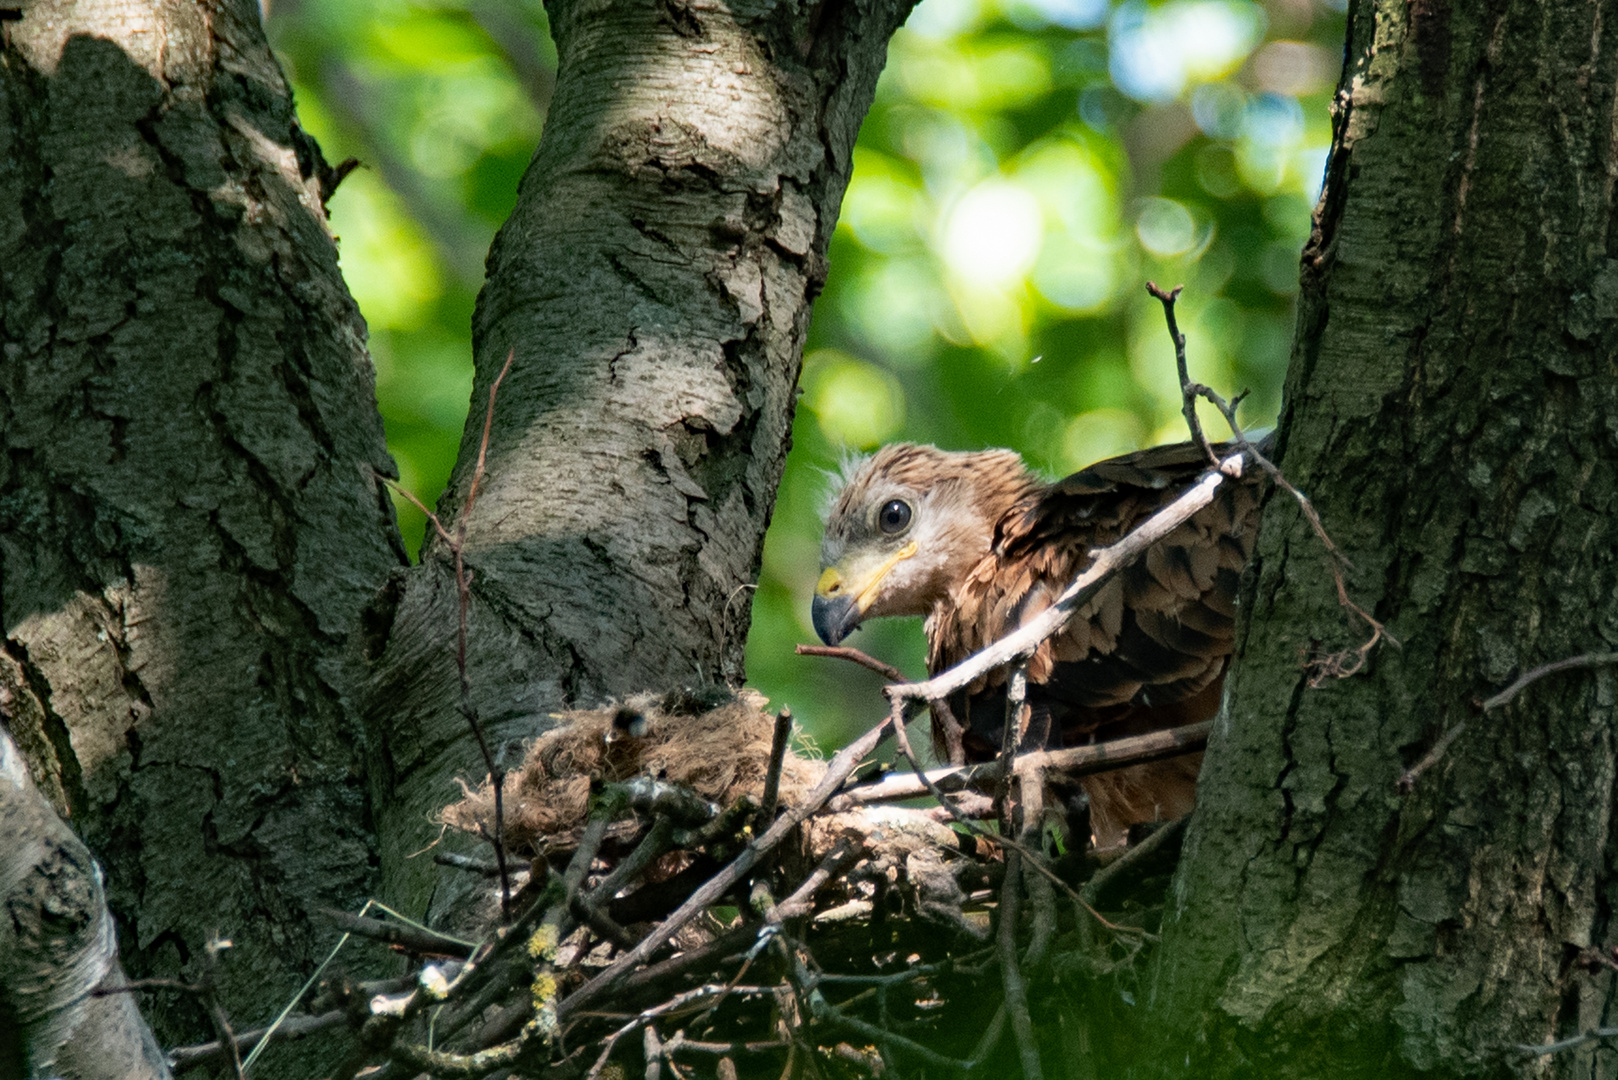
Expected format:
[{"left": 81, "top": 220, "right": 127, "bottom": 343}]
[{"left": 812, "top": 444, "right": 1036, "bottom": 646}]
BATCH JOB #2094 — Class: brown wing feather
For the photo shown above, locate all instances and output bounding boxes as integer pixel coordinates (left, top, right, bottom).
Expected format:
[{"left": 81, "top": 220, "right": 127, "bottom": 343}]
[{"left": 929, "top": 436, "right": 1268, "bottom": 844}]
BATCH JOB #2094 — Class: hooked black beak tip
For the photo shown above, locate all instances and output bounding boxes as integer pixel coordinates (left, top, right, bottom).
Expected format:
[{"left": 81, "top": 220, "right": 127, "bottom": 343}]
[{"left": 811, "top": 593, "right": 859, "bottom": 647}]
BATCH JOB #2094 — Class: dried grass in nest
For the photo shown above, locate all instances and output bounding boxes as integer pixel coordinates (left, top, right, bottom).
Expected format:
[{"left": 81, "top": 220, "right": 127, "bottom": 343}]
[{"left": 440, "top": 688, "right": 824, "bottom": 851}]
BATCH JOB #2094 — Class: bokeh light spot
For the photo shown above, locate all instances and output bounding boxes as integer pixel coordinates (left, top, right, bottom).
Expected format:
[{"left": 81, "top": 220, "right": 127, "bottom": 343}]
[
  {"left": 1135, "top": 197, "right": 1197, "bottom": 257},
  {"left": 1063, "top": 408, "right": 1146, "bottom": 471},
  {"left": 942, "top": 180, "right": 1043, "bottom": 287},
  {"left": 804, "top": 351, "right": 907, "bottom": 449},
  {"left": 1109, "top": 0, "right": 1265, "bottom": 102}
]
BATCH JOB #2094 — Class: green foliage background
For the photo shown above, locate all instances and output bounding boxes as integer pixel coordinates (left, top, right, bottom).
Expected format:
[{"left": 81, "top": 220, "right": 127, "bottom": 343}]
[{"left": 267, "top": 0, "right": 1344, "bottom": 750}]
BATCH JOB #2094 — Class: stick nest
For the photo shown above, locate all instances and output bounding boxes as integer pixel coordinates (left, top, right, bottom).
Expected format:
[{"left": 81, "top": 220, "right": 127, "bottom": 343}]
[{"left": 440, "top": 687, "right": 824, "bottom": 851}]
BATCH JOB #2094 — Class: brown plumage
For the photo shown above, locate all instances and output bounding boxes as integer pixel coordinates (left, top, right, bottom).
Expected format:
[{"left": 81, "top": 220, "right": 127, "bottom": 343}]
[{"left": 813, "top": 438, "right": 1267, "bottom": 847}]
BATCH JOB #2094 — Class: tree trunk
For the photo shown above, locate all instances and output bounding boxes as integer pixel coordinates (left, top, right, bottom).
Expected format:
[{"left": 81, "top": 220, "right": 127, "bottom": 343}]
[
  {"left": 362, "top": 0, "right": 916, "bottom": 916},
  {"left": 0, "top": 726, "right": 171, "bottom": 1080},
  {"left": 1141, "top": 1, "right": 1618, "bottom": 1074},
  {"left": 0, "top": 0, "right": 402, "bottom": 1061}
]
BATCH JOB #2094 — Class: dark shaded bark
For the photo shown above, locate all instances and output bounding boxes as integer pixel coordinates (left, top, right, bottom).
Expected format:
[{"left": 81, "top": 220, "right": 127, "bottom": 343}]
[
  {"left": 1139, "top": 1, "right": 1618, "bottom": 1075},
  {"left": 363, "top": 0, "right": 916, "bottom": 916},
  {"left": 0, "top": 0, "right": 402, "bottom": 1064}
]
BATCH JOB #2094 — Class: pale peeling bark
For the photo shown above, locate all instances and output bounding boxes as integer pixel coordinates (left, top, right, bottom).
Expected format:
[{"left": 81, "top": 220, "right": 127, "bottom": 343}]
[
  {"left": 0, "top": 0, "right": 402, "bottom": 1063},
  {"left": 0, "top": 726, "right": 171, "bottom": 1080},
  {"left": 1142, "top": 2, "right": 1618, "bottom": 1076},
  {"left": 364, "top": 0, "right": 915, "bottom": 914}
]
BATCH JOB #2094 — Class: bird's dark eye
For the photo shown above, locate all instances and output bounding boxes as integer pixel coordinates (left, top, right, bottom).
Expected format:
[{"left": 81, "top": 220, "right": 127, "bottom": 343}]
[{"left": 878, "top": 499, "right": 912, "bottom": 534}]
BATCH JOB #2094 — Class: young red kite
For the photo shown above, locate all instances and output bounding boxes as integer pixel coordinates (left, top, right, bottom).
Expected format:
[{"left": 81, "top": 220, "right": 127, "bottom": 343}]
[{"left": 813, "top": 439, "right": 1267, "bottom": 845}]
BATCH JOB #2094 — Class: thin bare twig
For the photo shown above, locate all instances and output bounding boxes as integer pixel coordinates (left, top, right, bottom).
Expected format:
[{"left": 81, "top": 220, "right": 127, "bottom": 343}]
[
  {"left": 1080, "top": 818, "right": 1187, "bottom": 908},
  {"left": 795, "top": 644, "right": 907, "bottom": 683},
  {"left": 796, "top": 643, "right": 965, "bottom": 763},
  {"left": 997, "top": 848, "right": 1043, "bottom": 1080},
  {"left": 929, "top": 692, "right": 967, "bottom": 766},
  {"left": 315, "top": 908, "right": 476, "bottom": 957},
  {"left": 773, "top": 836, "right": 865, "bottom": 922},
  {"left": 644, "top": 1024, "right": 664, "bottom": 1080},
  {"left": 433, "top": 851, "right": 505, "bottom": 877},
  {"left": 834, "top": 721, "right": 1211, "bottom": 806},
  {"left": 454, "top": 348, "right": 518, "bottom": 918},
  {"left": 584, "top": 986, "right": 774, "bottom": 1080},
  {"left": 169, "top": 1010, "right": 347, "bottom": 1074},
  {"left": 197, "top": 939, "right": 244, "bottom": 1080},
  {"left": 759, "top": 707, "right": 793, "bottom": 825},
  {"left": 1400, "top": 652, "right": 1618, "bottom": 792},
  {"left": 994, "top": 662, "right": 1030, "bottom": 828},
  {"left": 1146, "top": 281, "right": 1391, "bottom": 685},
  {"left": 1517, "top": 1027, "right": 1618, "bottom": 1057},
  {"left": 1145, "top": 281, "right": 1217, "bottom": 466},
  {"left": 1481, "top": 652, "right": 1618, "bottom": 711},
  {"left": 379, "top": 350, "right": 518, "bottom": 919},
  {"left": 387, "top": 1027, "right": 534, "bottom": 1077}
]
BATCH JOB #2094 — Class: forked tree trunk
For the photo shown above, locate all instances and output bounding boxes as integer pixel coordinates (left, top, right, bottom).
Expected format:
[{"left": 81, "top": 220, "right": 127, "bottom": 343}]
[
  {"left": 0, "top": 0, "right": 402, "bottom": 1067},
  {"left": 1139, "top": 1, "right": 1618, "bottom": 1075},
  {"left": 362, "top": 0, "right": 916, "bottom": 916}
]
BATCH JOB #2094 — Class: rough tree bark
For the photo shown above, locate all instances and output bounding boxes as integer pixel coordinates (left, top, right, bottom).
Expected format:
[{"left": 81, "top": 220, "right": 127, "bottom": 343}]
[
  {"left": 0, "top": 726, "right": 170, "bottom": 1080},
  {"left": 1, "top": 0, "right": 920, "bottom": 1068},
  {"left": 1139, "top": 2, "right": 1618, "bottom": 1076},
  {"left": 0, "top": 0, "right": 402, "bottom": 1064},
  {"left": 361, "top": 0, "right": 916, "bottom": 916}
]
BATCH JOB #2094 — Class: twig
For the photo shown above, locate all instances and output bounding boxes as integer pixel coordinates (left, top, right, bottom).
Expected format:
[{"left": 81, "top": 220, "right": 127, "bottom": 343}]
[
  {"left": 1012, "top": 776, "right": 1057, "bottom": 971},
  {"left": 434, "top": 851, "right": 505, "bottom": 876},
  {"left": 584, "top": 986, "right": 774, "bottom": 1079},
  {"left": 1517, "top": 1027, "right": 1618, "bottom": 1057},
  {"left": 967, "top": 1006, "right": 1008, "bottom": 1069},
  {"left": 1147, "top": 281, "right": 1391, "bottom": 685},
  {"left": 616, "top": 924, "right": 760, "bottom": 1000},
  {"left": 457, "top": 348, "right": 517, "bottom": 919},
  {"left": 644, "top": 1024, "right": 663, "bottom": 1080},
  {"left": 169, "top": 1010, "right": 347, "bottom": 1074},
  {"left": 807, "top": 992, "right": 971, "bottom": 1072},
  {"left": 93, "top": 977, "right": 196, "bottom": 996},
  {"left": 97, "top": 962, "right": 241, "bottom": 1080},
  {"left": 1145, "top": 282, "right": 1216, "bottom": 466},
  {"left": 379, "top": 350, "right": 519, "bottom": 919},
  {"left": 929, "top": 693, "right": 967, "bottom": 767},
  {"left": 1080, "top": 818, "right": 1187, "bottom": 907},
  {"left": 661, "top": 1034, "right": 790, "bottom": 1056},
  {"left": 594, "top": 816, "right": 677, "bottom": 900},
  {"left": 997, "top": 849, "right": 1043, "bottom": 1080},
  {"left": 196, "top": 938, "right": 244, "bottom": 1080},
  {"left": 834, "top": 721, "right": 1211, "bottom": 806},
  {"left": 1481, "top": 652, "right": 1618, "bottom": 711},
  {"left": 388, "top": 1027, "right": 534, "bottom": 1076},
  {"left": 773, "top": 836, "right": 865, "bottom": 922},
  {"left": 1400, "top": 652, "right": 1618, "bottom": 792},
  {"left": 796, "top": 644, "right": 964, "bottom": 763},
  {"left": 759, "top": 707, "right": 793, "bottom": 825},
  {"left": 559, "top": 707, "right": 901, "bottom": 1020},
  {"left": 796, "top": 644, "right": 907, "bottom": 683},
  {"left": 316, "top": 908, "right": 476, "bottom": 957},
  {"left": 994, "top": 663, "right": 1030, "bottom": 827}
]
